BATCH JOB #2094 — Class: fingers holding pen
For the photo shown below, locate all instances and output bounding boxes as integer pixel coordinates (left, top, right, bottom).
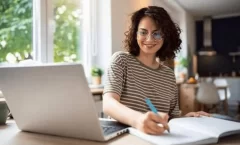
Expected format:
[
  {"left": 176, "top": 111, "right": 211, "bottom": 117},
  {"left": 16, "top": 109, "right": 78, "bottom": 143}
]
[
  {"left": 157, "top": 112, "right": 169, "bottom": 123},
  {"left": 146, "top": 120, "right": 165, "bottom": 135},
  {"left": 156, "top": 112, "right": 170, "bottom": 132},
  {"left": 147, "top": 111, "right": 169, "bottom": 125},
  {"left": 146, "top": 112, "right": 167, "bottom": 134},
  {"left": 135, "top": 112, "right": 168, "bottom": 135}
]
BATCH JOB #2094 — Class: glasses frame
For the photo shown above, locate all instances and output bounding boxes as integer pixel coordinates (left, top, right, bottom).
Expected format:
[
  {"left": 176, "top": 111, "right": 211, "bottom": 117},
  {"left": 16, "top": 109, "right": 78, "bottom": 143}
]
[{"left": 136, "top": 30, "right": 163, "bottom": 41}]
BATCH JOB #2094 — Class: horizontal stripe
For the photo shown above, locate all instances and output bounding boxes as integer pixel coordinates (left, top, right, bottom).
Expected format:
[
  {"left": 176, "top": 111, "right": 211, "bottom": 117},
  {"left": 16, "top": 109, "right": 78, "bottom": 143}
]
[{"left": 103, "top": 51, "right": 180, "bottom": 118}]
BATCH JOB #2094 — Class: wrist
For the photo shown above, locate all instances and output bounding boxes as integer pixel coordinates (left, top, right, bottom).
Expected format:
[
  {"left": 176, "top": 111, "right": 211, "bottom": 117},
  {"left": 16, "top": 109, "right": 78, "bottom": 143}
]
[{"left": 131, "top": 112, "right": 142, "bottom": 128}]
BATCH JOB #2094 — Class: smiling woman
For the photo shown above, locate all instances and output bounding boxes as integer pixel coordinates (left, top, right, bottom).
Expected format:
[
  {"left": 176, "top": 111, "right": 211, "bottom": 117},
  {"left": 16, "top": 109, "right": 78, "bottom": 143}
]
[
  {"left": 136, "top": 16, "right": 165, "bottom": 62},
  {"left": 103, "top": 6, "right": 210, "bottom": 136},
  {"left": 103, "top": 6, "right": 183, "bottom": 135},
  {"left": 124, "top": 6, "right": 182, "bottom": 62}
]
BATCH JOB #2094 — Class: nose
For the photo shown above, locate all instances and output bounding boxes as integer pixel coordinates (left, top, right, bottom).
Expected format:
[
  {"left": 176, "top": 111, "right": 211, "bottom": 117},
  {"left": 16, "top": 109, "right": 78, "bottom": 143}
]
[{"left": 145, "top": 34, "right": 154, "bottom": 41}]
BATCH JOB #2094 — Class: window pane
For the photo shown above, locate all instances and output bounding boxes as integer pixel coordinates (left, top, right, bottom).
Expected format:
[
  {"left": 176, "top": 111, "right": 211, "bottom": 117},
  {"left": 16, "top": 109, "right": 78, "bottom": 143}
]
[
  {"left": 0, "top": 0, "right": 32, "bottom": 63},
  {"left": 53, "top": 0, "right": 84, "bottom": 63}
]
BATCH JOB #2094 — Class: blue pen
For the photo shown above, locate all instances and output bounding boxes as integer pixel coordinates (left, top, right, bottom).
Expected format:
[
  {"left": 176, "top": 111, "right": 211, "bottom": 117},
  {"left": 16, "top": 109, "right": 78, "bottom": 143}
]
[{"left": 145, "top": 98, "right": 170, "bottom": 133}]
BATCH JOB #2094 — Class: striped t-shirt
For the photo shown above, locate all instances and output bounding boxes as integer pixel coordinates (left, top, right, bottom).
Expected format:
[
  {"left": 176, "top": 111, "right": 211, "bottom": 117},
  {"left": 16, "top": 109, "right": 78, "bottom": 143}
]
[{"left": 103, "top": 51, "right": 180, "bottom": 119}]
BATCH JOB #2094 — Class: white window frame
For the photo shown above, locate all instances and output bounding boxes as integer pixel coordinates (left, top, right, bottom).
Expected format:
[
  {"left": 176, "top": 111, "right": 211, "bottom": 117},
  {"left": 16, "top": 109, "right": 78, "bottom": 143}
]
[
  {"left": 32, "top": 0, "right": 96, "bottom": 77},
  {"left": 32, "top": 0, "right": 53, "bottom": 63}
]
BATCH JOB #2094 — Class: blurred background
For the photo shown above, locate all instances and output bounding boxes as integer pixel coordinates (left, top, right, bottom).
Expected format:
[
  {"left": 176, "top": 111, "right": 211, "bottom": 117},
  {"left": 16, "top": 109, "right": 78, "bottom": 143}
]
[{"left": 0, "top": 0, "right": 240, "bottom": 119}]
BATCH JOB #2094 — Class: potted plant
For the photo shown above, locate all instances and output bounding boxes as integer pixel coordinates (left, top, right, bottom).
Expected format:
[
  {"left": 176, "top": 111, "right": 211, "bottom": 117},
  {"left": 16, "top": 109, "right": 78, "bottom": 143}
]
[
  {"left": 91, "top": 67, "right": 103, "bottom": 85},
  {"left": 179, "top": 57, "right": 188, "bottom": 69},
  {"left": 179, "top": 56, "right": 189, "bottom": 81},
  {"left": 174, "top": 56, "right": 189, "bottom": 82}
]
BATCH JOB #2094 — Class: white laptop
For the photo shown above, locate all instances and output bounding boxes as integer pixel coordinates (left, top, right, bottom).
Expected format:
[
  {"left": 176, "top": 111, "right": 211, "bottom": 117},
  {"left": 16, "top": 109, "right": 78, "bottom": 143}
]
[{"left": 0, "top": 63, "right": 128, "bottom": 141}]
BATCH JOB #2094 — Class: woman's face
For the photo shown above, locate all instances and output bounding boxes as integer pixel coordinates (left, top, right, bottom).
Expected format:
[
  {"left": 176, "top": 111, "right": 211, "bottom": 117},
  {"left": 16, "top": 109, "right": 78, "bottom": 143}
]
[{"left": 137, "top": 16, "right": 164, "bottom": 56}]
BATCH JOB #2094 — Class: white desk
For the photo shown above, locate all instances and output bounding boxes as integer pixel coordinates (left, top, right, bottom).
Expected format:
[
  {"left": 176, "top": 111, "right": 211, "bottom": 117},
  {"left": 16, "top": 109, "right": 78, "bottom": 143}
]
[{"left": 1, "top": 120, "right": 240, "bottom": 145}]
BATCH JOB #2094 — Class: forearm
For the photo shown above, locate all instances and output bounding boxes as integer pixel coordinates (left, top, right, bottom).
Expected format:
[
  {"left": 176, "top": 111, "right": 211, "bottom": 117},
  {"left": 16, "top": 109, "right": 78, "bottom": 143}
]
[{"left": 102, "top": 93, "right": 142, "bottom": 128}]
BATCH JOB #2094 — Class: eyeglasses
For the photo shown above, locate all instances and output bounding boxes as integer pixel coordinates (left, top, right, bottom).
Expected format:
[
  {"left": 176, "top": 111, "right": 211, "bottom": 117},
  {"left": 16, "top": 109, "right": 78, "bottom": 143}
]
[{"left": 137, "top": 30, "right": 163, "bottom": 41}]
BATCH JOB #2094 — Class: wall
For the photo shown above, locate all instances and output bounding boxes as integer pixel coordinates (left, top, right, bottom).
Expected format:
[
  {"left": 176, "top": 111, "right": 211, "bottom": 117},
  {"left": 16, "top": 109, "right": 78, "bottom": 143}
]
[
  {"left": 185, "top": 13, "right": 196, "bottom": 77},
  {"left": 111, "top": 0, "right": 153, "bottom": 53},
  {"left": 95, "top": 0, "right": 152, "bottom": 82}
]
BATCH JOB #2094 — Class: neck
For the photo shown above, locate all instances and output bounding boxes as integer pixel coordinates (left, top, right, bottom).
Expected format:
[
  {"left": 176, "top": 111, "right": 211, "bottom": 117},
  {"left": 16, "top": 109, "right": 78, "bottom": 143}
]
[{"left": 137, "top": 53, "right": 158, "bottom": 68}]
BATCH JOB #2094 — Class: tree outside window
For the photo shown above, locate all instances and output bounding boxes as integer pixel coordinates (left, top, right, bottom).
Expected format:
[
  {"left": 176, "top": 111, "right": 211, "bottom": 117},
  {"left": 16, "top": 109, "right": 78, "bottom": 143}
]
[
  {"left": 0, "top": 0, "right": 83, "bottom": 63},
  {"left": 0, "top": 0, "right": 32, "bottom": 63},
  {"left": 53, "top": 0, "right": 83, "bottom": 63}
]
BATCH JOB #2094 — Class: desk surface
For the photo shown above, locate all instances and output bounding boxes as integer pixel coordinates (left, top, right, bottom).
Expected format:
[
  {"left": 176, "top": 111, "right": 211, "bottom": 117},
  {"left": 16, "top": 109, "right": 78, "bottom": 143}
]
[
  {"left": 1, "top": 120, "right": 151, "bottom": 145},
  {"left": 1, "top": 120, "right": 240, "bottom": 145},
  {"left": 181, "top": 83, "right": 228, "bottom": 89},
  {"left": 91, "top": 88, "right": 104, "bottom": 95}
]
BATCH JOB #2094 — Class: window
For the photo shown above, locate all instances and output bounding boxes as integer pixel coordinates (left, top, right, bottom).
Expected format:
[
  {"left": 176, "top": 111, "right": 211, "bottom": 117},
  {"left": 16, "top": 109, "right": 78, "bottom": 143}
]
[
  {"left": 0, "top": 0, "right": 33, "bottom": 63},
  {"left": 53, "top": 0, "right": 83, "bottom": 63},
  {"left": 0, "top": 0, "right": 95, "bottom": 74}
]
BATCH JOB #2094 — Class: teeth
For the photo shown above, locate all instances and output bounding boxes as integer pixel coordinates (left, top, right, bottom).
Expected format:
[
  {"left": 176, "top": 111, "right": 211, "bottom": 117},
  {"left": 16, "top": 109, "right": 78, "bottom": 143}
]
[{"left": 145, "top": 44, "right": 155, "bottom": 48}]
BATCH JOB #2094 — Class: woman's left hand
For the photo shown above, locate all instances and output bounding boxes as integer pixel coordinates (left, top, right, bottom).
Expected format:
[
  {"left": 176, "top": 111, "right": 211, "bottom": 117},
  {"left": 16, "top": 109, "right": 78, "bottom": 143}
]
[{"left": 184, "top": 111, "right": 211, "bottom": 117}]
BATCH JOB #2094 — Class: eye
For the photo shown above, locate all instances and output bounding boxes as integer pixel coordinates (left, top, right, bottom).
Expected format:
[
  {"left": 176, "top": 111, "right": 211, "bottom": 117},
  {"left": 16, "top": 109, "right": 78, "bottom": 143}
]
[
  {"left": 138, "top": 30, "right": 147, "bottom": 36},
  {"left": 153, "top": 32, "right": 162, "bottom": 39}
]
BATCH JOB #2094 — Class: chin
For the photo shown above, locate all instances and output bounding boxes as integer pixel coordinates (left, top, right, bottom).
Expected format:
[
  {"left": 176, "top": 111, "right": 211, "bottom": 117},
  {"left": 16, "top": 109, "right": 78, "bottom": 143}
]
[
  {"left": 141, "top": 50, "right": 158, "bottom": 55},
  {"left": 141, "top": 47, "right": 159, "bottom": 55}
]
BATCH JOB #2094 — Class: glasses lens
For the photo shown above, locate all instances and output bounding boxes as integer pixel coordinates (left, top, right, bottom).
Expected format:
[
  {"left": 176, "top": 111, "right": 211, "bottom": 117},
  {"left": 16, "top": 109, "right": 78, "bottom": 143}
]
[
  {"left": 153, "top": 32, "right": 162, "bottom": 40},
  {"left": 137, "top": 30, "right": 162, "bottom": 40},
  {"left": 138, "top": 31, "right": 147, "bottom": 36}
]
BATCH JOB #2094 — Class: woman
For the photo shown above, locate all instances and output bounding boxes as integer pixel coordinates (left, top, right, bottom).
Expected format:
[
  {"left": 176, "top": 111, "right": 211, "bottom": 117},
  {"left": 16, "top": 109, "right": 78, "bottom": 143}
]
[{"left": 103, "top": 6, "right": 209, "bottom": 135}]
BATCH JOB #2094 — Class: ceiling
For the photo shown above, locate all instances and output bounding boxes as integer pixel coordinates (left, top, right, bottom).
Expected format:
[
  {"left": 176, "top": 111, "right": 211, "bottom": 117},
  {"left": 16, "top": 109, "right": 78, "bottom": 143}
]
[{"left": 175, "top": 0, "right": 240, "bottom": 18}]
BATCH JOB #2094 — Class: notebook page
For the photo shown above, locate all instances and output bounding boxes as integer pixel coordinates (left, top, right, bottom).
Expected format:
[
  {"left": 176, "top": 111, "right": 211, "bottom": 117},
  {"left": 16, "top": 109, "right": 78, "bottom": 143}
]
[
  {"left": 128, "top": 123, "right": 217, "bottom": 145},
  {"left": 169, "top": 116, "right": 240, "bottom": 138}
]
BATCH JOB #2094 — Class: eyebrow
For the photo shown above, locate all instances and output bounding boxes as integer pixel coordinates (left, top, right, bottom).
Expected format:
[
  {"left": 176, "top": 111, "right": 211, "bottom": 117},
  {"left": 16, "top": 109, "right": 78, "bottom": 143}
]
[{"left": 138, "top": 28, "right": 160, "bottom": 32}]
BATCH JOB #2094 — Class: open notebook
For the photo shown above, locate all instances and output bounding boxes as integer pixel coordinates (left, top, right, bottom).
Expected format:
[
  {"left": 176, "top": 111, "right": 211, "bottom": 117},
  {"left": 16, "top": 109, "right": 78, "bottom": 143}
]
[{"left": 129, "top": 116, "right": 240, "bottom": 145}]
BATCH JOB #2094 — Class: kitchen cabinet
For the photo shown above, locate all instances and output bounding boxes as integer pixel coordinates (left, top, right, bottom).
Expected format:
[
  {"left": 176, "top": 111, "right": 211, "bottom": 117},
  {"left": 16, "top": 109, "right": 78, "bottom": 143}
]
[{"left": 179, "top": 84, "right": 200, "bottom": 115}]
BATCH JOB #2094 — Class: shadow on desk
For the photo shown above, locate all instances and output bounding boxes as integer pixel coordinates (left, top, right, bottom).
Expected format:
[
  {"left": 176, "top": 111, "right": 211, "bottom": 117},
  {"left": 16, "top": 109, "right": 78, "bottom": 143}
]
[
  {"left": 1, "top": 120, "right": 151, "bottom": 145},
  {"left": 1, "top": 120, "right": 240, "bottom": 145}
]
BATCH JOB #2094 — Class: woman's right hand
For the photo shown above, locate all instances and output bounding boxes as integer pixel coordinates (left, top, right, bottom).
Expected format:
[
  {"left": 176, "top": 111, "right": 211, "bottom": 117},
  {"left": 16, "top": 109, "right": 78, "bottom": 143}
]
[{"left": 134, "top": 111, "right": 169, "bottom": 135}]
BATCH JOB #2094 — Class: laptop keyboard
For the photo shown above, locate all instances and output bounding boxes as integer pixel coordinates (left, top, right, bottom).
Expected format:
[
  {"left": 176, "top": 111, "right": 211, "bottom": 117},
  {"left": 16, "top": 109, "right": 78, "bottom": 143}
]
[
  {"left": 100, "top": 120, "right": 129, "bottom": 135},
  {"left": 102, "top": 126, "right": 123, "bottom": 135}
]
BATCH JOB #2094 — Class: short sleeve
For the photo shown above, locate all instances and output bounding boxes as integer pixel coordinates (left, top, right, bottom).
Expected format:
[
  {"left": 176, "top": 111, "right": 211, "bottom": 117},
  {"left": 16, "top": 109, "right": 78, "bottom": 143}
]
[{"left": 103, "top": 52, "right": 126, "bottom": 97}]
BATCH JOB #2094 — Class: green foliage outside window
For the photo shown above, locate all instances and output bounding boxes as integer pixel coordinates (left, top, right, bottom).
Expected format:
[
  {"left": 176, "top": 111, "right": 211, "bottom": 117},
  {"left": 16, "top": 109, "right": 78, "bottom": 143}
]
[
  {"left": 0, "top": 0, "right": 32, "bottom": 63},
  {"left": 53, "top": 0, "right": 81, "bottom": 62},
  {"left": 0, "top": 0, "right": 81, "bottom": 63}
]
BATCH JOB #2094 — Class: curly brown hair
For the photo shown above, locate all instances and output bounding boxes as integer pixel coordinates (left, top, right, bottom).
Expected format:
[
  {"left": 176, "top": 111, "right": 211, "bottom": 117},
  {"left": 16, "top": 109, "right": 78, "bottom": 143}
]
[{"left": 124, "top": 6, "right": 182, "bottom": 61}]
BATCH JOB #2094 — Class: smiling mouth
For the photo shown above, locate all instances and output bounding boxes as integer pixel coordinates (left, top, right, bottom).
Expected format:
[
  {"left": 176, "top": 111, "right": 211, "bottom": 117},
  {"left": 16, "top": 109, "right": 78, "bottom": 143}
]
[{"left": 144, "top": 44, "right": 156, "bottom": 48}]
